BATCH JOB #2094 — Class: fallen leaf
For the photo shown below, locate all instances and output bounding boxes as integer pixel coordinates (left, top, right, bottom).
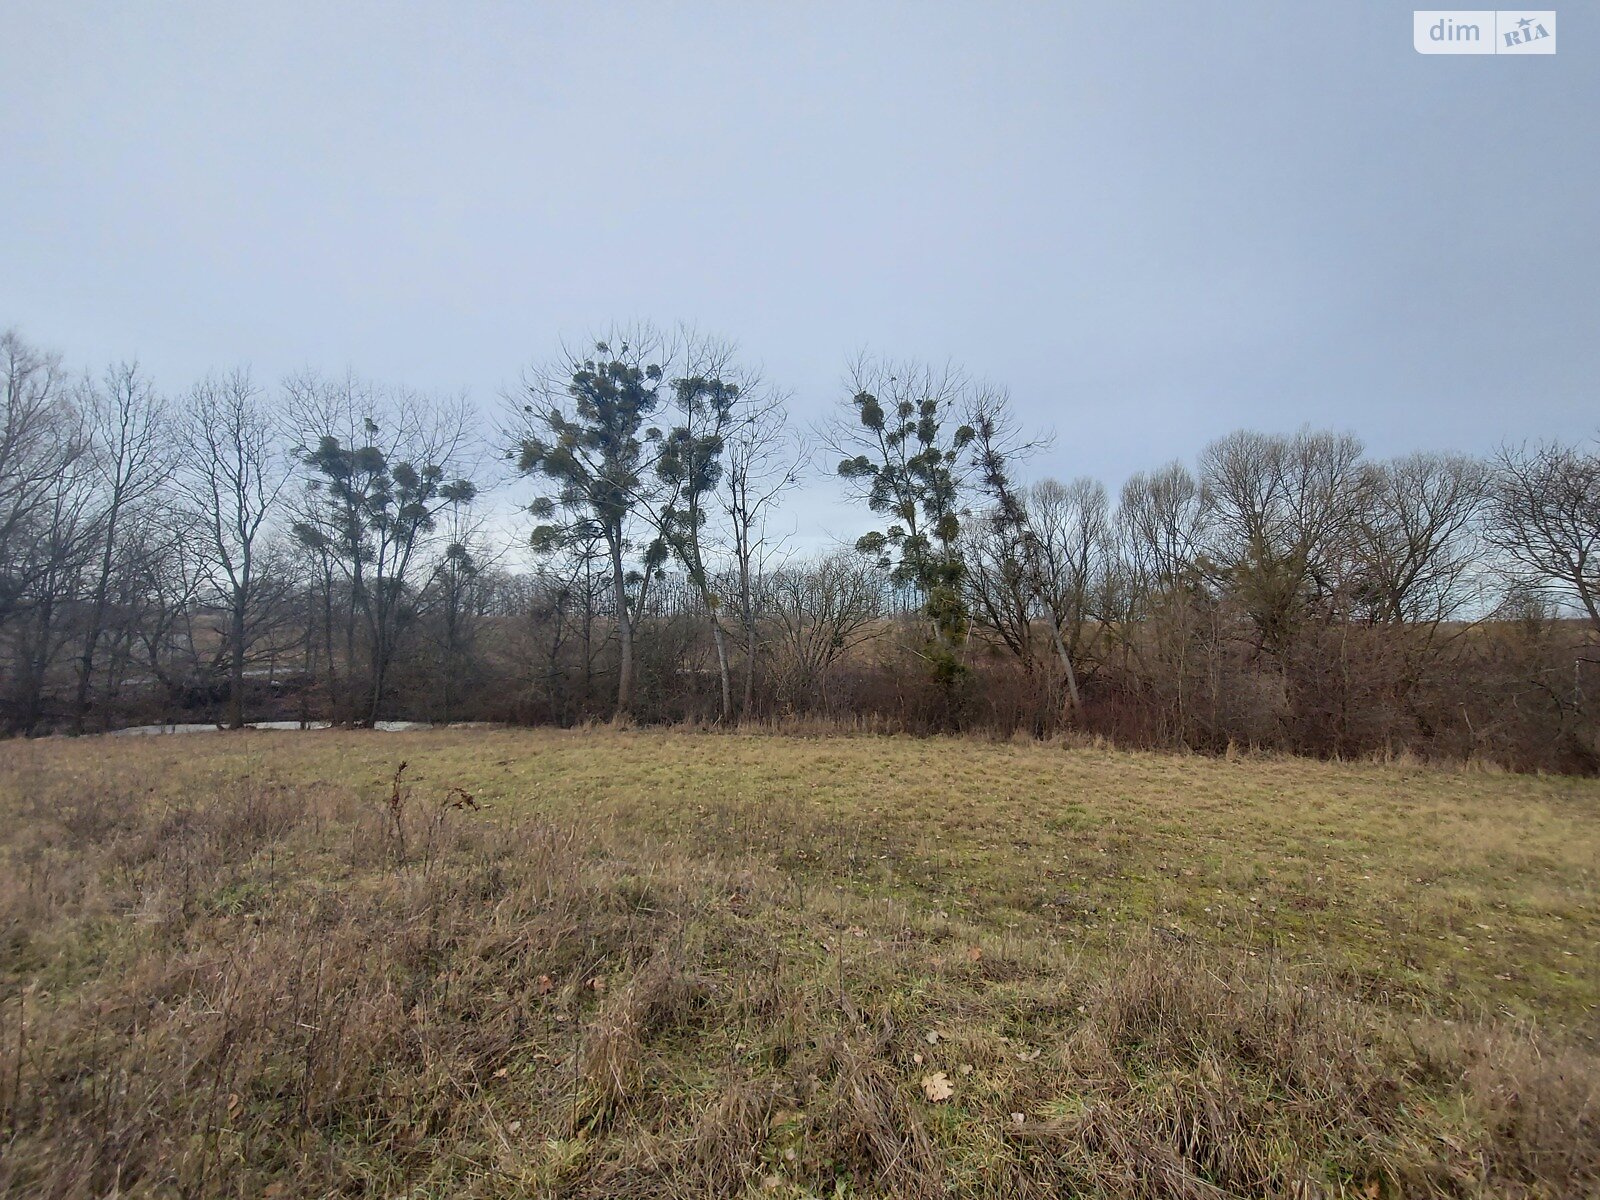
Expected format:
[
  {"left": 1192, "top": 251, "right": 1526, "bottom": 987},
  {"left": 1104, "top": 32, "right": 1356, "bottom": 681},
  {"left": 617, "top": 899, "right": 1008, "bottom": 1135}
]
[
  {"left": 1010, "top": 1112, "right": 1026, "bottom": 1125},
  {"left": 958, "top": 1063, "right": 973, "bottom": 1076},
  {"left": 536, "top": 975, "right": 553, "bottom": 995},
  {"left": 924, "top": 1030, "right": 940, "bottom": 1045},
  {"left": 921, "top": 1071, "right": 955, "bottom": 1102},
  {"left": 966, "top": 945, "right": 983, "bottom": 963}
]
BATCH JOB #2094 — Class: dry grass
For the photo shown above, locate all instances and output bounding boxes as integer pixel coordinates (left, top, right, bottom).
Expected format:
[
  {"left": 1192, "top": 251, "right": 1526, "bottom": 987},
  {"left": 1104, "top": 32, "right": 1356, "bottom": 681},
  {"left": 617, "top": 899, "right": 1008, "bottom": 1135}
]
[{"left": 0, "top": 728, "right": 1596, "bottom": 1197}]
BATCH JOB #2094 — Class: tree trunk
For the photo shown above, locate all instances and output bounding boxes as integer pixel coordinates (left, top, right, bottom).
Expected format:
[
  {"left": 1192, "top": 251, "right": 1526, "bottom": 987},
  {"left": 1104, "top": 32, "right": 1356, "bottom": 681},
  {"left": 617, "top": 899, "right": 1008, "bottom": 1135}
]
[
  {"left": 710, "top": 614, "right": 732, "bottom": 722},
  {"left": 366, "top": 599, "right": 387, "bottom": 728},
  {"left": 342, "top": 587, "right": 359, "bottom": 727},
  {"left": 742, "top": 614, "right": 756, "bottom": 718},
  {"left": 14, "top": 597, "right": 54, "bottom": 736},
  {"left": 300, "top": 599, "right": 317, "bottom": 730},
  {"left": 320, "top": 571, "right": 338, "bottom": 724},
  {"left": 368, "top": 651, "right": 385, "bottom": 727},
  {"left": 738, "top": 560, "right": 756, "bottom": 719},
  {"left": 442, "top": 600, "right": 459, "bottom": 724},
  {"left": 72, "top": 532, "right": 118, "bottom": 734},
  {"left": 1046, "top": 611, "right": 1082, "bottom": 712},
  {"left": 228, "top": 589, "right": 246, "bottom": 729},
  {"left": 610, "top": 539, "right": 633, "bottom": 718}
]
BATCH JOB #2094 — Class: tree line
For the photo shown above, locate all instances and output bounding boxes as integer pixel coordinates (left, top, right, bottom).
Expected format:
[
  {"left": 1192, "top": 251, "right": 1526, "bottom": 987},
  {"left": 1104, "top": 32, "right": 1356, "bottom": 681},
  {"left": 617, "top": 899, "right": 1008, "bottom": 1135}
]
[{"left": 2, "top": 324, "right": 1597, "bottom": 770}]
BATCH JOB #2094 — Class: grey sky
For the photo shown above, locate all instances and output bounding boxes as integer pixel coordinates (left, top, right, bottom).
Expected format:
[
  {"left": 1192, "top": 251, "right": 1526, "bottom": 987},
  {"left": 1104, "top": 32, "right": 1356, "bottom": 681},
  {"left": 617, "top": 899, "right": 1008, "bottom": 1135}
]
[{"left": 2, "top": 2, "right": 1596, "bottom": 548}]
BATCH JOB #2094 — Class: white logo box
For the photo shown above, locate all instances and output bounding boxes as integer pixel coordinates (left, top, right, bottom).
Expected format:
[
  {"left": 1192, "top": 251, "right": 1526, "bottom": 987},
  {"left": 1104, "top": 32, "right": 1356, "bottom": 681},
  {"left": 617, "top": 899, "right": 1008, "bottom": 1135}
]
[{"left": 1414, "top": 10, "right": 1556, "bottom": 53}]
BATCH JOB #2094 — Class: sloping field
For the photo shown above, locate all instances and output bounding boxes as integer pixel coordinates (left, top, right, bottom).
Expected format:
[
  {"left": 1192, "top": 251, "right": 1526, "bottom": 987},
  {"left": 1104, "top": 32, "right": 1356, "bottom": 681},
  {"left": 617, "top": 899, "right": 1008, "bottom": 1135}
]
[{"left": 1, "top": 729, "right": 1596, "bottom": 1197}]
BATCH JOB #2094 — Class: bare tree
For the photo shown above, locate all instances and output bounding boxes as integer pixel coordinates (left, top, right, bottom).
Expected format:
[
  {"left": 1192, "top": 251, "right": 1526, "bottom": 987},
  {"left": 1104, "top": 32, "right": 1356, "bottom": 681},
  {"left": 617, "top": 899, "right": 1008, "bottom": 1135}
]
[
  {"left": 418, "top": 484, "right": 500, "bottom": 722},
  {"left": 71, "top": 363, "right": 172, "bottom": 732},
  {"left": 120, "top": 501, "right": 209, "bottom": 720},
  {"left": 0, "top": 331, "right": 83, "bottom": 636},
  {"left": 963, "top": 511, "right": 1039, "bottom": 671},
  {"left": 0, "top": 330, "right": 97, "bottom": 732},
  {"left": 718, "top": 378, "right": 799, "bottom": 717},
  {"left": 964, "top": 389, "right": 1049, "bottom": 677},
  {"left": 176, "top": 368, "right": 293, "bottom": 727},
  {"left": 1352, "top": 452, "right": 1487, "bottom": 625},
  {"left": 1199, "top": 430, "right": 1365, "bottom": 657},
  {"left": 512, "top": 533, "right": 610, "bottom": 723},
  {"left": 766, "top": 551, "right": 882, "bottom": 709},
  {"left": 1487, "top": 441, "right": 1600, "bottom": 630},
  {"left": 1027, "top": 477, "right": 1112, "bottom": 709},
  {"left": 3, "top": 428, "right": 99, "bottom": 733},
  {"left": 1117, "top": 462, "right": 1209, "bottom": 603}
]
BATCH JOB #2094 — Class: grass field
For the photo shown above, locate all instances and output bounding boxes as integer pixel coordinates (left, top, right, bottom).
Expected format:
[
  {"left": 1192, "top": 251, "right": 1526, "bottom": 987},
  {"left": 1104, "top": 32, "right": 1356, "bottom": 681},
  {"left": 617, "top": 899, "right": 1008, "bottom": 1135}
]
[{"left": 1, "top": 728, "right": 1596, "bottom": 1197}]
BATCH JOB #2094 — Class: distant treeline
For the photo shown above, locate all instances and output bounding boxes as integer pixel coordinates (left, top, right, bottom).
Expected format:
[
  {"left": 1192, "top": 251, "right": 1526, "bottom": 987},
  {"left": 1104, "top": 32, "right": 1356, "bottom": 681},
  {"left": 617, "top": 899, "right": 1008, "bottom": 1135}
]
[{"left": 2, "top": 325, "right": 1597, "bottom": 770}]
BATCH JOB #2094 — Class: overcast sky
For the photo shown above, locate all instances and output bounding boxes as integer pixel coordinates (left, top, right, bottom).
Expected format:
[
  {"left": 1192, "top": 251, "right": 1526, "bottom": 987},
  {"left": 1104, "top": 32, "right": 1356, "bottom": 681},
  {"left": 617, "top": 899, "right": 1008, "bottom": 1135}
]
[{"left": 2, "top": 2, "right": 1596, "bottom": 548}]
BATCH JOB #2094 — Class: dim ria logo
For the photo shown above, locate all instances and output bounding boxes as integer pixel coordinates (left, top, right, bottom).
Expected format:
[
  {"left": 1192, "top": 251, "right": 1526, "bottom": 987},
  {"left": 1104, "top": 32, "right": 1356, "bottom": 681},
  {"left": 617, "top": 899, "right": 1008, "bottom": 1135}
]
[{"left": 1414, "top": 10, "right": 1556, "bottom": 53}]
